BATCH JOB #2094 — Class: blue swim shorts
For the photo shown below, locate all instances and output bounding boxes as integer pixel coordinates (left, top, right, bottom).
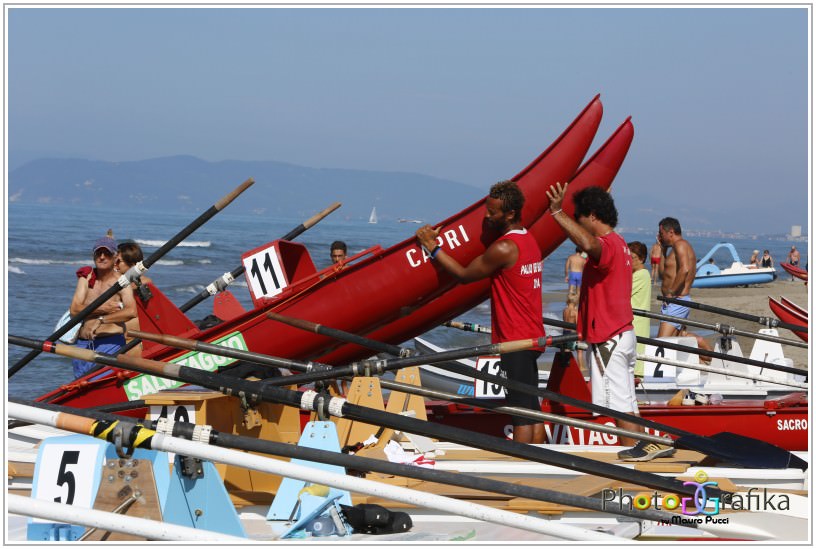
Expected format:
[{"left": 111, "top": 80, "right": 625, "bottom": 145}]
[
  {"left": 660, "top": 295, "right": 691, "bottom": 331},
  {"left": 568, "top": 271, "right": 582, "bottom": 287}
]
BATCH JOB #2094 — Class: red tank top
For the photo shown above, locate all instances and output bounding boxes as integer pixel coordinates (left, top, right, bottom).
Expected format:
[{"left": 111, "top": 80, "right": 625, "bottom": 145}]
[
  {"left": 578, "top": 231, "right": 634, "bottom": 343},
  {"left": 490, "top": 229, "right": 545, "bottom": 344}
]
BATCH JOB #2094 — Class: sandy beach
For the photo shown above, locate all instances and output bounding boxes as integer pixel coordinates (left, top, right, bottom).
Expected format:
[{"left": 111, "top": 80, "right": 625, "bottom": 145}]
[{"left": 544, "top": 277, "right": 809, "bottom": 370}]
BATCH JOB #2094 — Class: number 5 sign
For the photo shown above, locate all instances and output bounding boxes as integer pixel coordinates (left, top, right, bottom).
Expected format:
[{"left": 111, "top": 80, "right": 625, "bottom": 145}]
[{"left": 28, "top": 436, "right": 111, "bottom": 540}]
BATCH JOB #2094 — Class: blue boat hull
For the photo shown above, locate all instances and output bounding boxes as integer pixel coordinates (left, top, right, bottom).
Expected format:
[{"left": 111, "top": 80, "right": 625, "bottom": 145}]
[{"left": 692, "top": 272, "right": 776, "bottom": 288}]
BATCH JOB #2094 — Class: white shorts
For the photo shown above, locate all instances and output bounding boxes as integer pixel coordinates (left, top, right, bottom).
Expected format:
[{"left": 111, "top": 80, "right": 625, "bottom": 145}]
[{"left": 588, "top": 329, "right": 639, "bottom": 414}]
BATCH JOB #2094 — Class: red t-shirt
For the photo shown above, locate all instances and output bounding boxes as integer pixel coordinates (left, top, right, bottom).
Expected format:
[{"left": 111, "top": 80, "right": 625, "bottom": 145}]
[
  {"left": 578, "top": 231, "right": 634, "bottom": 343},
  {"left": 490, "top": 229, "right": 545, "bottom": 344}
]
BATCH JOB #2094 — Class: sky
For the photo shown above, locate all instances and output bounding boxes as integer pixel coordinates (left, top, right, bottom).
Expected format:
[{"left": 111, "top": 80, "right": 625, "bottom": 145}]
[{"left": 6, "top": 5, "right": 811, "bottom": 234}]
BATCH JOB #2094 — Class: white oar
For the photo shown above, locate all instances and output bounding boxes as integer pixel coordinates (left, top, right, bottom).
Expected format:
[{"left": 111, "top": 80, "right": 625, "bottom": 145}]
[
  {"left": 7, "top": 494, "right": 245, "bottom": 542},
  {"left": 8, "top": 402, "right": 623, "bottom": 542},
  {"left": 637, "top": 354, "right": 808, "bottom": 390}
]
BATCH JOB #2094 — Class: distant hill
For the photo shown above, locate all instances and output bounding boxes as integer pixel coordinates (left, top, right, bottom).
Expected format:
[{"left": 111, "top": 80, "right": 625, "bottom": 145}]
[{"left": 8, "top": 155, "right": 484, "bottom": 221}]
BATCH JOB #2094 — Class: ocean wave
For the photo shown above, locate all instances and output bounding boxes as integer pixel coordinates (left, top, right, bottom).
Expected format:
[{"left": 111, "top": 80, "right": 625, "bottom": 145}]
[
  {"left": 8, "top": 265, "right": 25, "bottom": 274},
  {"left": 137, "top": 239, "right": 211, "bottom": 248},
  {"left": 154, "top": 259, "right": 184, "bottom": 266},
  {"left": 10, "top": 257, "right": 89, "bottom": 266},
  {"left": 197, "top": 259, "right": 212, "bottom": 265}
]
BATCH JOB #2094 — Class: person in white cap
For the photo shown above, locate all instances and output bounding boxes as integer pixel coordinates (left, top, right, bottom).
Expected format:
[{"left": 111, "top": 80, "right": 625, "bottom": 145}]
[{"left": 68, "top": 233, "right": 136, "bottom": 378}]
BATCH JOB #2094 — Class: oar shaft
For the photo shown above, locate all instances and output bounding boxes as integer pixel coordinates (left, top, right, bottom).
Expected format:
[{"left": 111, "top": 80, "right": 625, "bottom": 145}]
[
  {"left": 262, "top": 334, "right": 577, "bottom": 387},
  {"left": 541, "top": 317, "right": 807, "bottom": 377},
  {"left": 8, "top": 178, "right": 255, "bottom": 377},
  {"left": 268, "top": 312, "right": 408, "bottom": 356},
  {"left": 636, "top": 355, "right": 808, "bottom": 389},
  {"left": 7, "top": 494, "right": 244, "bottom": 542},
  {"left": 637, "top": 335, "right": 806, "bottom": 376},
  {"left": 13, "top": 397, "right": 675, "bottom": 524},
  {"left": 178, "top": 202, "right": 341, "bottom": 314},
  {"left": 7, "top": 402, "right": 621, "bottom": 541},
  {"left": 658, "top": 296, "right": 806, "bottom": 332},
  {"left": 127, "top": 328, "right": 669, "bottom": 445},
  {"left": 10, "top": 336, "right": 715, "bottom": 499},
  {"left": 378, "top": 379, "right": 670, "bottom": 445},
  {"left": 634, "top": 308, "right": 808, "bottom": 348}
]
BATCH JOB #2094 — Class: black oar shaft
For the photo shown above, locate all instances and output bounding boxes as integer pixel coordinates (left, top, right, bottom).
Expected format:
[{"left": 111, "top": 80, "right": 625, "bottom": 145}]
[
  {"left": 269, "top": 312, "right": 408, "bottom": 356},
  {"left": 262, "top": 334, "right": 577, "bottom": 387},
  {"left": 10, "top": 336, "right": 719, "bottom": 499},
  {"left": 633, "top": 308, "right": 807, "bottom": 348},
  {"left": 658, "top": 296, "right": 806, "bottom": 332},
  {"left": 8, "top": 178, "right": 255, "bottom": 377},
  {"left": 10, "top": 398, "right": 676, "bottom": 523},
  {"left": 178, "top": 202, "right": 341, "bottom": 313},
  {"left": 541, "top": 317, "right": 806, "bottom": 377},
  {"left": 129, "top": 329, "right": 668, "bottom": 445}
]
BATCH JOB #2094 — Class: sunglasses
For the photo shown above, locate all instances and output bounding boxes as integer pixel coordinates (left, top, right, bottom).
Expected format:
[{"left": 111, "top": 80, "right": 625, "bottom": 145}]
[{"left": 94, "top": 249, "right": 113, "bottom": 259}]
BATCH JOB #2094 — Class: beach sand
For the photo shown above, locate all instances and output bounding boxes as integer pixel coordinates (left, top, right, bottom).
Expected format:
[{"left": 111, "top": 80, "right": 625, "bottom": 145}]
[{"left": 544, "top": 278, "right": 809, "bottom": 370}]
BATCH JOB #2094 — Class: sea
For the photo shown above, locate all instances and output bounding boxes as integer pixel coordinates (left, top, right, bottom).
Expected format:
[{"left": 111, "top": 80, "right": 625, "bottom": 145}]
[{"left": 7, "top": 201, "right": 807, "bottom": 401}]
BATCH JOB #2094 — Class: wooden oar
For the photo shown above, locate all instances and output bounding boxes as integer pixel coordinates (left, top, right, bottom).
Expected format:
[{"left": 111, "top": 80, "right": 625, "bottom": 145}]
[
  {"left": 8, "top": 335, "right": 728, "bottom": 499},
  {"left": 177, "top": 201, "right": 342, "bottom": 314},
  {"left": 7, "top": 402, "right": 623, "bottom": 541},
  {"left": 8, "top": 178, "right": 255, "bottom": 378},
  {"left": 266, "top": 316, "right": 807, "bottom": 471},
  {"left": 658, "top": 295, "right": 806, "bottom": 332},
  {"left": 12, "top": 398, "right": 677, "bottom": 526}
]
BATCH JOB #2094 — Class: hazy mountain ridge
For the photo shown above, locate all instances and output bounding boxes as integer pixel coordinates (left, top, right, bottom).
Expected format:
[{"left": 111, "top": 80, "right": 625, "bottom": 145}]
[{"left": 8, "top": 155, "right": 484, "bottom": 221}]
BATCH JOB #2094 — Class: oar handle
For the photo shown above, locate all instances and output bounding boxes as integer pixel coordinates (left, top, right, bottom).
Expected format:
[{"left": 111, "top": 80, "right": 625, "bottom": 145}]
[
  {"left": 287, "top": 202, "right": 342, "bottom": 237},
  {"left": 214, "top": 177, "right": 255, "bottom": 211},
  {"left": 443, "top": 320, "right": 492, "bottom": 334}
]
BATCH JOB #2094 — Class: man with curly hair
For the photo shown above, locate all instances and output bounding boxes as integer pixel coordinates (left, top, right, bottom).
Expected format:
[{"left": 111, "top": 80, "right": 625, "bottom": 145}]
[
  {"left": 416, "top": 180, "right": 545, "bottom": 444},
  {"left": 547, "top": 183, "right": 673, "bottom": 462}
]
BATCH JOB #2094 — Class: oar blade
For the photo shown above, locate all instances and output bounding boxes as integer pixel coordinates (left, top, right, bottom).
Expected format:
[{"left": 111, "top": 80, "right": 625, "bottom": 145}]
[{"left": 675, "top": 432, "right": 808, "bottom": 470}]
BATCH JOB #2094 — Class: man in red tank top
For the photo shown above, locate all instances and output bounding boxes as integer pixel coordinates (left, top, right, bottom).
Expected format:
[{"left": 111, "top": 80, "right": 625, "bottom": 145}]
[
  {"left": 416, "top": 180, "right": 545, "bottom": 444},
  {"left": 547, "top": 183, "right": 675, "bottom": 462}
]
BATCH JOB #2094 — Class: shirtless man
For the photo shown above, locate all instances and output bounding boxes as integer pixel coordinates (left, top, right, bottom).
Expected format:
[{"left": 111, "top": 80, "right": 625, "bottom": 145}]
[
  {"left": 70, "top": 235, "right": 137, "bottom": 378},
  {"left": 656, "top": 217, "right": 713, "bottom": 360},
  {"left": 564, "top": 247, "right": 587, "bottom": 295}
]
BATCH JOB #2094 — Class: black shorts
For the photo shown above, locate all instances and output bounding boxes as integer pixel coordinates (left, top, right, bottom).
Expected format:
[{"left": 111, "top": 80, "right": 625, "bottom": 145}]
[{"left": 500, "top": 350, "right": 541, "bottom": 426}]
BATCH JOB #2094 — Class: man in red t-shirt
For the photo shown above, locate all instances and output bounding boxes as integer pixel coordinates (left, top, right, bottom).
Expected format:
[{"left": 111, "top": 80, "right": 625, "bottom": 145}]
[
  {"left": 416, "top": 180, "right": 545, "bottom": 444},
  {"left": 546, "top": 183, "right": 674, "bottom": 462}
]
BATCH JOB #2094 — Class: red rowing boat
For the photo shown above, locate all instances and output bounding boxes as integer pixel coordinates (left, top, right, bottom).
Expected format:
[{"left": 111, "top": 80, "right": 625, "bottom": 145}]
[
  {"left": 780, "top": 262, "right": 808, "bottom": 282},
  {"left": 781, "top": 296, "right": 808, "bottom": 318},
  {"left": 319, "top": 116, "right": 635, "bottom": 365},
  {"left": 38, "top": 96, "right": 604, "bottom": 408},
  {"left": 426, "top": 352, "right": 808, "bottom": 451},
  {"left": 768, "top": 297, "right": 808, "bottom": 342}
]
